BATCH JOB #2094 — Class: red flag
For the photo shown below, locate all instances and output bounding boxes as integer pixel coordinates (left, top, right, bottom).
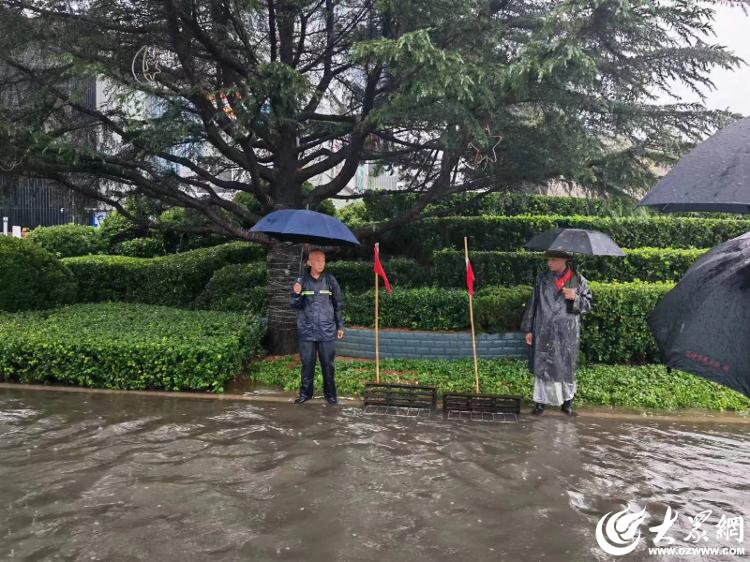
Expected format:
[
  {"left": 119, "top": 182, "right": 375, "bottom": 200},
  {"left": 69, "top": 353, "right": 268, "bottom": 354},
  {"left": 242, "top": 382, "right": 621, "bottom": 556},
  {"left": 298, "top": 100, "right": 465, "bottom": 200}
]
[
  {"left": 466, "top": 255, "right": 475, "bottom": 296},
  {"left": 374, "top": 243, "right": 392, "bottom": 294}
]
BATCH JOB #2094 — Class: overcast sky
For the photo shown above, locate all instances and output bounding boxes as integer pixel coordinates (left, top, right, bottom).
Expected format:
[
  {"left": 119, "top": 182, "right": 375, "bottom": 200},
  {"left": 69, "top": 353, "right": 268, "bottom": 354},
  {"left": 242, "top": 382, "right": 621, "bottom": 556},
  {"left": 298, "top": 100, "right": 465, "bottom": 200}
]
[{"left": 664, "top": 4, "right": 750, "bottom": 116}]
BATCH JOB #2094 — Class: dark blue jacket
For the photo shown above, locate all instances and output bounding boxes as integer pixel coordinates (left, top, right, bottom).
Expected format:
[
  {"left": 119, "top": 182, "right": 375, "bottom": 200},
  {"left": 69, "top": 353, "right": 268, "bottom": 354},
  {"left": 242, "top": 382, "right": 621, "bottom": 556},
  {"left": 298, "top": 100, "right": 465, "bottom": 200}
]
[{"left": 290, "top": 271, "right": 344, "bottom": 342}]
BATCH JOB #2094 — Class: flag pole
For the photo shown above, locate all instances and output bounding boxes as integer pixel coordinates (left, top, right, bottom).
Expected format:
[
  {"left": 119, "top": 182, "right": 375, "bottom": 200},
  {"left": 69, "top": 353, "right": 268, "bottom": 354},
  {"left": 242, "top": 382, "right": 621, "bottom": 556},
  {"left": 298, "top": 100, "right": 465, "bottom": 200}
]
[
  {"left": 375, "top": 250, "right": 380, "bottom": 384},
  {"left": 465, "top": 236, "right": 479, "bottom": 394}
]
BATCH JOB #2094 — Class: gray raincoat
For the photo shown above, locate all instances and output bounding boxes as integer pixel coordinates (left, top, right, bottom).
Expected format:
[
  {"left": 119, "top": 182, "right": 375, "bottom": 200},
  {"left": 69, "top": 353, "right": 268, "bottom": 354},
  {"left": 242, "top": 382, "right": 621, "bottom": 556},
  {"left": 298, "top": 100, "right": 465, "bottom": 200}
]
[{"left": 520, "top": 268, "right": 593, "bottom": 405}]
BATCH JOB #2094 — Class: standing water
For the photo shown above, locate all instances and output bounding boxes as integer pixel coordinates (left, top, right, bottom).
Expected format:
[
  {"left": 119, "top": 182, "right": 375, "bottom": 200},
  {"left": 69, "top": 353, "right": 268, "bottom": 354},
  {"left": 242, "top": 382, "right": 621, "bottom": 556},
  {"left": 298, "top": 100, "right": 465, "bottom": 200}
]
[{"left": 0, "top": 388, "right": 748, "bottom": 561}]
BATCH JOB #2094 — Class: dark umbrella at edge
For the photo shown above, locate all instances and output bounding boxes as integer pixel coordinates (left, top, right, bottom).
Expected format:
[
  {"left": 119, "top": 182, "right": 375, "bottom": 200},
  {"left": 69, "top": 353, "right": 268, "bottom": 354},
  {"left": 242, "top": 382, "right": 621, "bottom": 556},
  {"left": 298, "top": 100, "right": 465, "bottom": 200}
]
[
  {"left": 524, "top": 228, "right": 626, "bottom": 256},
  {"left": 638, "top": 116, "right": 750, "bottom": 214}
]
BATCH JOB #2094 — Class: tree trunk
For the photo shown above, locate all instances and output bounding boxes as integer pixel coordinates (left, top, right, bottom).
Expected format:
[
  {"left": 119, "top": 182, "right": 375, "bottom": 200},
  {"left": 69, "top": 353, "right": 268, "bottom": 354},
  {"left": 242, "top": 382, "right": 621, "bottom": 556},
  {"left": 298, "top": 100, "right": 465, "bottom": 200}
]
[{"left": 266, "top": 242, "right": 303, "bottom": 355}]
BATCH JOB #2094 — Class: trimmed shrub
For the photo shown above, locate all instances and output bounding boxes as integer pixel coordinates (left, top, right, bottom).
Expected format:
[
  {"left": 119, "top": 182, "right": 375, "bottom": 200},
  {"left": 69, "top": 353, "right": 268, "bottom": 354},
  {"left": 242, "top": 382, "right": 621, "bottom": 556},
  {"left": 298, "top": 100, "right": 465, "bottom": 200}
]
[
  {"left": 358, "top": 191, "right": 745, "bottom": 221},
  {"left": 26, "top": 223, "right": 106, "bottom": 258},
  {"left": 193, "top": 263, "right": 267, "bottom": 313},
  {"left": 64, "top": 242, "right": 265, "bottom": 307},
  {"left": 475, "top": 282, "right": 673, "bottom": 364},
  {"left": 347, "top": 287, "right": 474, "bottom": 331},
  {"left": 361, "top": 191, "right": 635, "bottom": 220},
  {"left": 0, "top": 303, "right": 265, "bottom": 392},
  {"left": 347, "top": 281, "right": 673, "bottom": 364},
  {"left": 382, "top": 215, "right": 750, "bottom": 258},
  {"left": 0, "top": 237, "right": 78, "bottom": 312},
  {"left": 113, "top": 237, "right": 166, "bottom": 258},
  {"left": 326, "top": 258, "right": 428, "bottom": 292},
  {"left": 190, "top": 258, "right": 424, "bottom": 312},
  {"left": 580, "top": 282, "right": 672, "bottom": 364},
  {"left": 433, "top": 247, "right": 706, "bottom": 286}
]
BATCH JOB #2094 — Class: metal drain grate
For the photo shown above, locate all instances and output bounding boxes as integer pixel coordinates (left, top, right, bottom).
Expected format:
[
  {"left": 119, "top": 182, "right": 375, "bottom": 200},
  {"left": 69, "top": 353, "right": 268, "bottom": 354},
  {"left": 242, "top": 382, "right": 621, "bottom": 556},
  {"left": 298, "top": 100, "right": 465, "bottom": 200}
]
[
  {"left": 442, "top": 393, "right": 522, "bottom": 423},
  {"left": 445, "top": 410, "right": 519, "bottom": 423},
  {"left": 363, "top": 405, "right": 435, "bottom": 418}
]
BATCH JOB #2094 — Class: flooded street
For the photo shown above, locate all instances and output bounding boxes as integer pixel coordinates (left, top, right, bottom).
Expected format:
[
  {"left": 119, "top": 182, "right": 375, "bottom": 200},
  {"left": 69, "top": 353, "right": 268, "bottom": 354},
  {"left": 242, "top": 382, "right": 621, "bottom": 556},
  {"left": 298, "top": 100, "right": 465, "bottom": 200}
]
[{"left": 1, "top": 388, "right": 748, "bottom": 561}]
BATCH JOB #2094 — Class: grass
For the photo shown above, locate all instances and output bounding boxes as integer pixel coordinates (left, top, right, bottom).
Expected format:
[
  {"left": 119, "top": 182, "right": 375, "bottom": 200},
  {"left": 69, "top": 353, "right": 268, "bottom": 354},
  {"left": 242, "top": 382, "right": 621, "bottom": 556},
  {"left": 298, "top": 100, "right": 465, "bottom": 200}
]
[{"left": 249, "top": 356, "right": 750, "bottom": 412}]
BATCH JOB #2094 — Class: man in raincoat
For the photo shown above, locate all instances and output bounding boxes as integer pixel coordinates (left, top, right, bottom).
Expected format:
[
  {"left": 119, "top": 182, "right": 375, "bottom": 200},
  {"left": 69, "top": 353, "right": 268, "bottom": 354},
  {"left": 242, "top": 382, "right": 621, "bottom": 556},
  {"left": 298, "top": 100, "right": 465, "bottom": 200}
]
[
  {"left": 521, "top": 250, "right": 593, "bottom": 416},
  {"left": 290, "top": 248, "right": 344, "bottom": 405}
]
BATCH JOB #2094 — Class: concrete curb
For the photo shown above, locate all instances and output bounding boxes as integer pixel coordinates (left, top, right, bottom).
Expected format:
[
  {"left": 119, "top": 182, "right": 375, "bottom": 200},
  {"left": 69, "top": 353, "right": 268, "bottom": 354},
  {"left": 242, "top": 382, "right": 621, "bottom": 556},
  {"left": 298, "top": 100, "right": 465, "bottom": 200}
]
[{"left": 2, "top": 383, "right": 749, "bottom": 424}]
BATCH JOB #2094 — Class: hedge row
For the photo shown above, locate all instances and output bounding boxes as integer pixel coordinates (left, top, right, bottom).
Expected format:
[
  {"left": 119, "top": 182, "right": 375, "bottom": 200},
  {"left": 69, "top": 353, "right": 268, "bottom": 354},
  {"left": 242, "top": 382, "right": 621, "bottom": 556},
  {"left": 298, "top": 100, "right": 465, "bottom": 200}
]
[
  {"left": 191, "top": 245, "right": 703, "bottom": 300},
  {"left": 193, "top": 263, "right": 267, "bottom": 313},
  {"left": 379, "top": 214, "right": 750, "bottom": 258},
  {"left": 64, "top": 242, "right": 264, "bottom": 307},
  {"left": 359, "top": 191, "right": 636, "bottom": 221},
  {"left": 27, "top": 223, "right": 107, "bottom": 258},
  {"left": 345, "top": 282, "right": 673, "bottom": 364},
  {"left": 433, "top": 247, "right": 706, "bottom": 286},
  {"left": 0, "top": 303, "right": 266, "bottom": 392},
  {"left": 354, "top": 191, "right": 744, "bottom": 223},
  {"left": 27, "top": 217, "right": 253, "bottom": 258},
  {"left": 195, "top": 259, "right": 428, "bottom": 295}
]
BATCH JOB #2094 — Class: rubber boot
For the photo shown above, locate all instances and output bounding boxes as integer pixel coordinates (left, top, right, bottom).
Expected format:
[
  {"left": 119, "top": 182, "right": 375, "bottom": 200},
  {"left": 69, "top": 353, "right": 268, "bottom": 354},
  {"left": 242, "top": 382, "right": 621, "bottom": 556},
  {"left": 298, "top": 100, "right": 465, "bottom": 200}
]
[{"left": 561, "top": 399, "right": 574, "bottom": 416}]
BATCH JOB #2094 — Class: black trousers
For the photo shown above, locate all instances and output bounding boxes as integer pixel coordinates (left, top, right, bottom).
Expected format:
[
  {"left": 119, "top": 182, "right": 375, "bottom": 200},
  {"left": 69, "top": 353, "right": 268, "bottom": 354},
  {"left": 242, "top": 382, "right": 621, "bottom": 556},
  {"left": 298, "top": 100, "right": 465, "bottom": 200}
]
[{"left": 299, "top": 340, "right": 337, "bottom": 399}]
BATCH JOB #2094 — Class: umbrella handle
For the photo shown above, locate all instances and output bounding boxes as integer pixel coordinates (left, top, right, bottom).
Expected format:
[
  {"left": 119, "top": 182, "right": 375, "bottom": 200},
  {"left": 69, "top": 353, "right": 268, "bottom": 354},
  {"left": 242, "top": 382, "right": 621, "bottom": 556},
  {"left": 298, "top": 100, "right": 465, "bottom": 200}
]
[{"left": 298, "top": 244, "right": 305, "bottom": 279}]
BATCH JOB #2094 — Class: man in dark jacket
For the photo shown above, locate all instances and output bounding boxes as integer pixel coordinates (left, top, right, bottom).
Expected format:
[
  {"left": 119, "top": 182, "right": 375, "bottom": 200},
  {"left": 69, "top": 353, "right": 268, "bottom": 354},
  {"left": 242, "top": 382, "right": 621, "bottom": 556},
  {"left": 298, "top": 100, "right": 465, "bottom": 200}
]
[{"left": 290, "top": 248, "right": 344, "bottom": 405}]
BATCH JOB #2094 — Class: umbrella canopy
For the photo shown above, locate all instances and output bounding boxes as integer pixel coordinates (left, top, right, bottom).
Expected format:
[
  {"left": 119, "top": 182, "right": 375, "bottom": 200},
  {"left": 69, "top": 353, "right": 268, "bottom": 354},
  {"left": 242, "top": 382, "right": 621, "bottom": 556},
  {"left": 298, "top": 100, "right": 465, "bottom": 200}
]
[
  {"left": 250, "top": 209, "right": 360, "bottom": 247},
  {"left": 638, "top": 116, "right": 750, "bottom": 213},
  {"left": 647, "top": 231, "right": 750, "bottom": 398},
  {"left": 524, "top": 228, "right": 625, "bottom": 256}
]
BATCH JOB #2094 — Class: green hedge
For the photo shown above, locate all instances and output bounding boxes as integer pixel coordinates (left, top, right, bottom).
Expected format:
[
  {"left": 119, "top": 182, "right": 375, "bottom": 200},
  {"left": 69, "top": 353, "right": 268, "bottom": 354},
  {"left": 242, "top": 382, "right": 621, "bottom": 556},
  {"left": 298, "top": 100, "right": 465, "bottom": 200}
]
[
  {"left": 475, "top": 282, "right": 672, "bottom": 364},
  {"left": 0, "top": 237, "right": 78, "bottom": 312},
  {"left": 251, "top": 356, "right": 750, "bottom": 411},
  {"left": 189, "top": 259, "right": 425, "bottom": 309},
  {"left": 433, "top": 247, "right": 706, "bottom": 286},
  {"left": 64, "top": 242, "right": 265, "bottom": 307},
  {"left": 193, "top": 263, "right": 267, "bottom": 313},
  {"left": 113, "top": 237, "right": 166, "bottom": 258},
  {"left": 26, "top": 223, "right": 106, "bottom": 258},
  {"left": 382, "top": 215, "right": 750, "bottom": 258},
  {"left": 0, "top": 303, "right": 265, "bottom": 392},
  {"left": 361, "top": 191, "right": 636, "bottom": 221},
  {"left": 326, "top": 259, "right": 428, "bottom": 292},
  {"left": 347, "top": 282, "right": 673, "bottom": 364},
  {"left": 347, "top": 287, "right": 471, "bottom": 331},
  {"left": 356, "top": 191, "right": 743, "bottom": 222}
]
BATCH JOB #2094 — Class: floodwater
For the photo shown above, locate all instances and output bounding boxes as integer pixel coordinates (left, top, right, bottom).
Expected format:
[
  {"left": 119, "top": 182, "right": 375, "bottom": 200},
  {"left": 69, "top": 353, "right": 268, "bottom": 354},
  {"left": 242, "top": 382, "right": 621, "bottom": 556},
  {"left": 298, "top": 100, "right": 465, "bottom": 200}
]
[{"left": 0, "top": 388, "right": 748, "bottom": 561}]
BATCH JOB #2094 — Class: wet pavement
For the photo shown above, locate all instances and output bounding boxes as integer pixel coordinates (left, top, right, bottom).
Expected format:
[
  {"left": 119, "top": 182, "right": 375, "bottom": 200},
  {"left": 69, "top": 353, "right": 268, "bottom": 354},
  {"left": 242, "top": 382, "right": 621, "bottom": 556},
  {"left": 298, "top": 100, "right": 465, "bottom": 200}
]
[{"left": 0, "top": 387, "right": 748, "bottom": 561}]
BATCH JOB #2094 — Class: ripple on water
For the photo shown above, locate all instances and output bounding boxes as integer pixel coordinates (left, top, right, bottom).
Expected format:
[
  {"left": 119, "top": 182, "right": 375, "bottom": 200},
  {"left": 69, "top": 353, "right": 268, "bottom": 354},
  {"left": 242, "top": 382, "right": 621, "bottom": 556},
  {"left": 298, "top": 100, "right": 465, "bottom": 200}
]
[{"left": 1, "top": 389, "right": 749, "bottom": 562}]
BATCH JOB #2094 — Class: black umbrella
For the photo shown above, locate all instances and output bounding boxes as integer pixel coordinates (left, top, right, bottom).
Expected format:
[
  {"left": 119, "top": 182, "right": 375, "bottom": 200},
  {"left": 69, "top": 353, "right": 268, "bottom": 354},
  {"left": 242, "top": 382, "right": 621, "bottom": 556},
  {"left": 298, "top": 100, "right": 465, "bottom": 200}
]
[
  {"left": 524, "top": 228, "right": 625, "bottom": 256},
  {"left": 638, "top": 116, "right": 750, "bottom": 213},
  {"left": 647, "top": 231, "right": 750, "bottom": 398}
]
